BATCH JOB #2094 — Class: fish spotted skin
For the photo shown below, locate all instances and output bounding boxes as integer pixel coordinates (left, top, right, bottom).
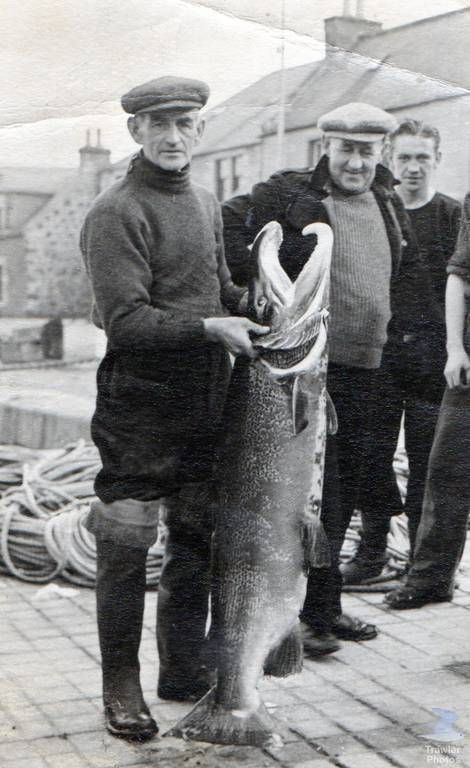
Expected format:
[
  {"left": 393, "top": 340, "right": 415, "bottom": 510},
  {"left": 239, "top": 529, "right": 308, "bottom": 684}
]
[{"left": 168, "top": 222, "right": 333, "bottom": 747}]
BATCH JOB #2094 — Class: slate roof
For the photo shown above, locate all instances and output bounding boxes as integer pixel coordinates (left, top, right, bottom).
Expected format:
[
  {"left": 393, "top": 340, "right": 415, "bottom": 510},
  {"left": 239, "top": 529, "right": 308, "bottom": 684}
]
[
  {"left": 195, "top": 8, "right": 470, "bottom": 152},
  {"left": 0, "top": 167, "right": 74, "bottom": 195},
  {"left": 278, "top": 47, "right": 467, "bottom": 134},
  {"left": 193, "top": 62, "right": 318, "bottom": 156},
  {"left": 356, "top": 7, "right": 470, "bottom": 91}
]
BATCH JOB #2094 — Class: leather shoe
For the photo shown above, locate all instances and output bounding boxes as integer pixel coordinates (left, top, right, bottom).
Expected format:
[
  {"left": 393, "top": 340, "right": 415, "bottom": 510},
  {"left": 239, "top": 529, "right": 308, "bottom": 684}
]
[
  {"left": 301, "top": 622, "right": 341, "bottom": 657},
  {"left": 340, "top": 557, "right": 386, "bottom": 585},
  {"left": 105, "top": 702, "right": 158, "bottom": 741},
  {"left": 384, "top": 585, "right": 453, "bottom": 610},
  {"left": 331, "top": 613, "right": 378, "bottom": 641}
]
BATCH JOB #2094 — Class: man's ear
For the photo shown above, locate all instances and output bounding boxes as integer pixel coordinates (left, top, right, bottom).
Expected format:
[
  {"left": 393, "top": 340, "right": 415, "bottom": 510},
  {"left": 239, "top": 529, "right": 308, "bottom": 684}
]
[
  {"left": 381, "top": 137, "right": 391, "bottom": 165},
  {"left": 321, "top": 135, "right": 330, "bottom": 156},
  {"left": 128, "top": 116, "right": 143, "bottom": 145},
  {"left": 194, "top": 116, "right": 205, "bottom": 147},
  {"left": 435, "top": 149, "right": 442, "bottom": 165}
]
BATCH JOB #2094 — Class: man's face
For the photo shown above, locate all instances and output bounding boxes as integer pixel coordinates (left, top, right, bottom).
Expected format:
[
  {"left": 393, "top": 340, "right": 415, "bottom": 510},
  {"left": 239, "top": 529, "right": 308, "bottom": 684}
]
[
  {"left": 324, "top": 137, "right": 383, "bottom": 194},
  {"left": 128, "top": 108, "right": 204, "bottom": 171},
  {"left": 391, "top": 134, "right": 440, "bottom": 197}
]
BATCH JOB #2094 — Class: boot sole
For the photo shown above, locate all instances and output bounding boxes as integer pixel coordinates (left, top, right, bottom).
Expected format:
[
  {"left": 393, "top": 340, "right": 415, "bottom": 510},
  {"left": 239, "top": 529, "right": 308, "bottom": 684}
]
[
  {"left": 105, "top": 715, "right": 158, "bottom": 742},
  {"left": 303, "top": 642, "right": 341, "bottom": 658},
  {"left": 385, "top": 594, "right": 452, "bottom": 610}
]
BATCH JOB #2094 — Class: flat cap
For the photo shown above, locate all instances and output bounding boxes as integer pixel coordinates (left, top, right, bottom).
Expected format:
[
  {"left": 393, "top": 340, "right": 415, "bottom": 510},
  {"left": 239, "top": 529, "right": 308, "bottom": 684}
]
[
  {"left": 121, "top": 76, "right": 210, "bottom": 115},
  {"left": 318, "top": 102, "right": 397, "bottom": 142}
]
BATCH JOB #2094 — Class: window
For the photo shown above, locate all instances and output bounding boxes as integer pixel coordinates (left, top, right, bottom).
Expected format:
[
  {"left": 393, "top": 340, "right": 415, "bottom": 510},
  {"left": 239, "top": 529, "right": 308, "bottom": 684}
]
[
  {"left": 0, "top": 196, "right": 12, "bottom": 230},
  {"left": 308, "top": 139, "right": 322, "bottom": 168},
  {"left": 0, "top": 262, "right": 7, "bottom": 304},
  {"left": 215, "top": 155, "right": 243, "bottom": 201}
]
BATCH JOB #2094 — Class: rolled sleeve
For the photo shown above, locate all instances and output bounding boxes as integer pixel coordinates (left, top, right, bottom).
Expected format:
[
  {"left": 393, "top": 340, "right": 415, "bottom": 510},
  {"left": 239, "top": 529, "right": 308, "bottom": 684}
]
[{"left": 448, "top": 193, "right": 470, "bottom": 283}]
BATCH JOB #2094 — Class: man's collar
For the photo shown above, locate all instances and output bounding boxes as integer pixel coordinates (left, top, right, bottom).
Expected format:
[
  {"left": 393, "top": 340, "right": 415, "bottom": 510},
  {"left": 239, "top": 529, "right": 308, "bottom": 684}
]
[{"left": 309, "top": 154, "right": 398, "bottom": 196}]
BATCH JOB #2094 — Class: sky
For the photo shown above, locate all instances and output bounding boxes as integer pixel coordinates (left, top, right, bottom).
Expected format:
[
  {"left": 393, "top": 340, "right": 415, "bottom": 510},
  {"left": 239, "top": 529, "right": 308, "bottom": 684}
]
[{"left": 2, "top": 0, "right": 469, "bottom": 167}]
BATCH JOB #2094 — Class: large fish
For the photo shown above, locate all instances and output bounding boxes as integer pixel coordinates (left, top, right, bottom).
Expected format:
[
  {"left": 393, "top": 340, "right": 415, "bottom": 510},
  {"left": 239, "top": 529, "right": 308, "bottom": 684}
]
[{"left": 170, "top": 220, "right": 334, "bottom": 748}]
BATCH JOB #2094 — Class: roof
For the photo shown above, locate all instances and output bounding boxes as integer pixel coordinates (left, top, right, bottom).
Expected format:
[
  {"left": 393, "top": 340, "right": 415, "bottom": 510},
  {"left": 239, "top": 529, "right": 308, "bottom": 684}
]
[
  {"left": 356, "top": 7, "right": 470, "bottom": 91},
  {"left": 0, "top": 167, "right": 74, "bottom": 195},
  {"left": 191, "top": 8, "right": 470, "bottom": 154},
  {"left": 279, "top": 47, "right": 467, "bottom": 134},
  {"left": 193, "top": 62, "right": 319, "bottom": 156}
]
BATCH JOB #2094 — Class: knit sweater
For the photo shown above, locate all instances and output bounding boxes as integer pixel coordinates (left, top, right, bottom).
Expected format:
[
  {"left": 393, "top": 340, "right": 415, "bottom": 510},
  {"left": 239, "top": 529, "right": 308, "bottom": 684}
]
[
  {"left": 80, "top": 152, "right": 245, "bottom": 354},
  {"left": 407, "top": 192, "right": 461, "bottom": 324},
  {"left": 323, "top": 187, "right": 392, "bottom": 369}
]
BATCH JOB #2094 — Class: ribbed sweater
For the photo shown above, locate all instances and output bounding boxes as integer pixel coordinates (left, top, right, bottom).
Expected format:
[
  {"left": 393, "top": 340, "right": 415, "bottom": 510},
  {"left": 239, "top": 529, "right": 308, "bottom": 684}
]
[
  {"left": 324, "top": 187, "right": 392, "bottom": 369},
  {"left": 80, "top": 152, "right": 245, "bottom": 353}
]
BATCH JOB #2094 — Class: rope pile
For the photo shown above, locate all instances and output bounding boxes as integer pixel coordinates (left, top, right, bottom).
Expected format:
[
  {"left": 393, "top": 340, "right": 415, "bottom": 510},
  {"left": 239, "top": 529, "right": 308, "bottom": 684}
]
[
  {"left": 0, "top": 439, "right": 414, "bottom": 590},
  {"left": 0, "top": 441, "right": 165, "bottom": 587}
]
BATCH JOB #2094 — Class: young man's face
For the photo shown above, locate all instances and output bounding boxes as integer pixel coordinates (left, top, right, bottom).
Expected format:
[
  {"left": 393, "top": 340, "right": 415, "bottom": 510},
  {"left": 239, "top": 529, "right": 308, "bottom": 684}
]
[
  {"left": 391, "top": 134, "right": 440, "bottom": 198},
  {"left": 128, "top": 108, "right": 204, "bottom": 171},
  {"left": 324, "top": 137, "right": 383, "bottom": 194}
]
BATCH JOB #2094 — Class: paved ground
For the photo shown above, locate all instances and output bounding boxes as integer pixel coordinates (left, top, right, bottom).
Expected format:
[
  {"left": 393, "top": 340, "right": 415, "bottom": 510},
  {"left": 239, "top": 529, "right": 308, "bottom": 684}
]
[
  {"left": 2, "top": 557, "right": 470, "bottom": 768},
  {"left": 1, "top": 324, "right": 469, "bottom": 766}
]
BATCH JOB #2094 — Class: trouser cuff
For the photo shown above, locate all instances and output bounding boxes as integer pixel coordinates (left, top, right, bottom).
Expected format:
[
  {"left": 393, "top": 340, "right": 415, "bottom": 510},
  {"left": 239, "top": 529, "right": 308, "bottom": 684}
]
[{"left": 86, "top": 498, "right": 160, "bottom": 549}]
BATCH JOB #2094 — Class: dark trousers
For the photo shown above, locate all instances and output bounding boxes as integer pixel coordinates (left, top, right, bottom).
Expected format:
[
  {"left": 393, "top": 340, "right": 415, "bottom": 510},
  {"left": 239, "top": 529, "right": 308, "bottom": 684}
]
[
  {"left": 358, "top": 365, "right": 443, "bottom": 558},
  {"left": 157, "top": 483, "right": 214, "bottom": 687},
  {"left": 301, "top": 363, "right": 380, "bottom": 630},
  {"left": 406, "top": 385, "right": 470, "bottom": 593}
]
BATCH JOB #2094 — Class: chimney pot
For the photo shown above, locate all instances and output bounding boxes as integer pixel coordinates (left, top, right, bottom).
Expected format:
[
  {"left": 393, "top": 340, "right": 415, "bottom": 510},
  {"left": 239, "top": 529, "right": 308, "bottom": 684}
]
[{"left": 324, "top": 15, "right": 382, "bottom": 52}]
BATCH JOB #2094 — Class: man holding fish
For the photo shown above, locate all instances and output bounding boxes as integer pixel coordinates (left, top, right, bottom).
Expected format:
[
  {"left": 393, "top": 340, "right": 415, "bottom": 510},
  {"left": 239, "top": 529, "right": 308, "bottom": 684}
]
[
  {"left": 223, "top": 101, "right": 438, "bottom": 657},
  {"left": 80, "top": 76, "right": 269, "bottom": 741}
]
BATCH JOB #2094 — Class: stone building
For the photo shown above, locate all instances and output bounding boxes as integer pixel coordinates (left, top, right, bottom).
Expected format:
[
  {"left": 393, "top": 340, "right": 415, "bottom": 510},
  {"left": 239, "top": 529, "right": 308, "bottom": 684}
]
[
  {"left": 0, "top": 131, "right": 111, "bottom": 317},
  {"left": 5, "top": 5, "right": 469, "bottom": 320},
  {"left": 191, "top": 6, "right": 470, "bottom": 202}
]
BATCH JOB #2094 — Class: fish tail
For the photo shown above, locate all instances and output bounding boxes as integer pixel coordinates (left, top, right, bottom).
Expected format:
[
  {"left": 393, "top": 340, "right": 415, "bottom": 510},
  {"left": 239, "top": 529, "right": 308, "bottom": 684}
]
[
  {"left": 303, "top": 515, "right": 331, "bottom": 571},
  {"left": 264, "top": 626, "right": 303, "bottom": 677},
  {"left": 166, "top": 688, "right": 283, "bottom": 748}
]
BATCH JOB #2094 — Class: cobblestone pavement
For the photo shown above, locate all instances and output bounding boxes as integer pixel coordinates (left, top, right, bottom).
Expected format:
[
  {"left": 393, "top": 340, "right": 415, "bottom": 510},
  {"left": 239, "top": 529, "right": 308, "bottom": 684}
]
[{"left": 2, "top": 553, "right": 470, "bottom": 768}]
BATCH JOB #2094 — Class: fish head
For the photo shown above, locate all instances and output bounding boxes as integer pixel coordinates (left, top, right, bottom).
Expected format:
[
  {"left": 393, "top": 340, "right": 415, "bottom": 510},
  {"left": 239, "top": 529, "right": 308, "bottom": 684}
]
[
  {"left": 248, "top": 221, "right": 334, "bottom": 379},
  {"left": 247, "top": 221, "right": 289, "bottom": 328}
]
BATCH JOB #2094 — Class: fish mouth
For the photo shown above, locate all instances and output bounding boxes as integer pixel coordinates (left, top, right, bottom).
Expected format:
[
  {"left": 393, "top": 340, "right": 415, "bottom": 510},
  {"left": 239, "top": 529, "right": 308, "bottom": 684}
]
[
  {"left": 259, "top": 338, "right": 315, "bottom": 369},
  {"left": 250, "top": 221, "right": 333, "bottom": 379}
]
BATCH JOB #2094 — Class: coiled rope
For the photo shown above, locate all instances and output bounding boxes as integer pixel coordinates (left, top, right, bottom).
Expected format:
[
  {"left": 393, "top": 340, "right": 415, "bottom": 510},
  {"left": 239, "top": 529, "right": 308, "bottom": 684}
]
[
  {"left": 0, "top": 441, "right": 164, "bottom": 586},
  {"left": 0, "top": 440, "right": 414, "bottom": 590}
]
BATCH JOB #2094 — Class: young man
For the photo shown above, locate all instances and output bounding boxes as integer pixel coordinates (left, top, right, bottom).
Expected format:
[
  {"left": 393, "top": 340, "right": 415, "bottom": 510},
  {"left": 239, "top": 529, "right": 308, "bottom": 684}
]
[
  {"left": 81, "top": 76, "right": 267, "bottom": 741},
  {"left": 385, "top": 193, "right": 470, "bottom": 609},
  {"left": 223, "top": 103, "right": 436, "bottom": 656},
  {"left": 341, "top": 119, "right": 461, "bottom": 587}
]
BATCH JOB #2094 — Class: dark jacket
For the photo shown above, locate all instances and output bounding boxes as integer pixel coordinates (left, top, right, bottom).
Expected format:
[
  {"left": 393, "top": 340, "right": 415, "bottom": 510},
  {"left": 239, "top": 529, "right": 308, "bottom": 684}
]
[{"left": 223, "top": 155, "right": 441, "bottom": 391}]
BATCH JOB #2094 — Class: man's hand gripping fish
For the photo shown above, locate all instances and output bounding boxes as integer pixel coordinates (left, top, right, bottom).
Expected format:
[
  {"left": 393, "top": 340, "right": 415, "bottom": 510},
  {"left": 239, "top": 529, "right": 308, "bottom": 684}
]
[{"left": 169, "top": 221, "right": 335, "bottom": 748}]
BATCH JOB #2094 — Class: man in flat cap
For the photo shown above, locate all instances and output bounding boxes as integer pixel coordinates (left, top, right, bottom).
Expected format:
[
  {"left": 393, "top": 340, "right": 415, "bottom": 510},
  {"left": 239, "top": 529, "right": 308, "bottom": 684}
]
[
  {"left": 81, "top": 76, "right": 268, "bottom": 741},
  {"left": 223, "top": 101, "right": 437, "bottom": 656}
]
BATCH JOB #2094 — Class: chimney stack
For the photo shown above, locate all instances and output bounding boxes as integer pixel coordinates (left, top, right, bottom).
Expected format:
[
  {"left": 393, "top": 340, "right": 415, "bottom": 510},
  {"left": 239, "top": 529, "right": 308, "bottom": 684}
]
[
  {"left": 79, "top": 129, "right": 111, "bottom": 175},
  {"left": 325, "top": 1, "right": 381, "bottom": 52}
]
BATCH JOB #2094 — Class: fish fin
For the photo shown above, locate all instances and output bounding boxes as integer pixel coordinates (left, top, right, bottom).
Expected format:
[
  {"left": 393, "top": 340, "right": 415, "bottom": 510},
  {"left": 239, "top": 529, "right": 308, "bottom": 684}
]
[
  {"left": 302, "top": 514, "right": 331, "bottom": 571},
  {"left": 291, "top": 377, "right": 309, "bottom": 435},
  {"left": 167, "top": 688, "right": 283, "bottom": 748},
  {"left": 263, "top": 626, "right": 303, "bottom": 677},
  {"left": 326, "top": 389, "right": 338, "bottom": 435}
]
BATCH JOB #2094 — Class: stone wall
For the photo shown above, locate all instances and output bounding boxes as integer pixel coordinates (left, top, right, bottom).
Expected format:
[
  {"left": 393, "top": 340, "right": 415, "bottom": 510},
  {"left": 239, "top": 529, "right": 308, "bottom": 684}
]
[
  {"left": 0, "top": 234, "right": 28, "bottom": 316},
  {"left": 23, "top": 176, "right": 96, "bottom": 317}
]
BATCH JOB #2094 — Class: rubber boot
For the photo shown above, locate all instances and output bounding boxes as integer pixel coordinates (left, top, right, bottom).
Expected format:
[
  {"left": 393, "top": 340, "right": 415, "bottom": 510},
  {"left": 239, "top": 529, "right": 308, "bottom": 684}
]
[
  {"left": 341, "top": 512, "right": 390, "bottom": 585},
  {"left": 95, "top": 536, "right": 158, "bottom": 741},
  {"left": 157, "top": 488, "right": 213, "bottom": 702}
]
